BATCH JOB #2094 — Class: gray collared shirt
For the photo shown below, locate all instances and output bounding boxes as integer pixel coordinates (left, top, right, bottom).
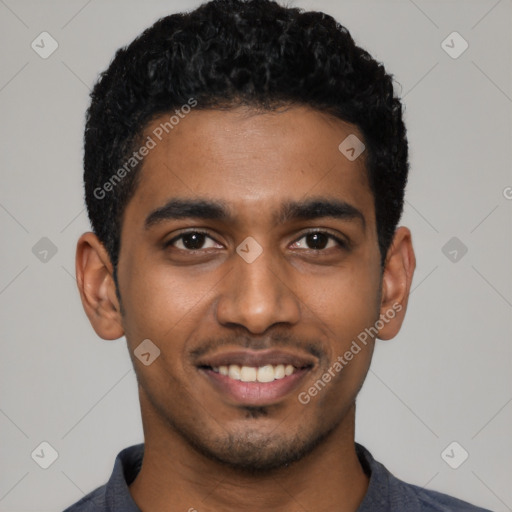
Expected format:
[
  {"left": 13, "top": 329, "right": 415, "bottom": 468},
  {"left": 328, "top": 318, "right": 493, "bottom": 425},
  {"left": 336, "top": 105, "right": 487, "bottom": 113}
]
[{"left": 63, "top": 443, "right": 493, "bottom": 511}]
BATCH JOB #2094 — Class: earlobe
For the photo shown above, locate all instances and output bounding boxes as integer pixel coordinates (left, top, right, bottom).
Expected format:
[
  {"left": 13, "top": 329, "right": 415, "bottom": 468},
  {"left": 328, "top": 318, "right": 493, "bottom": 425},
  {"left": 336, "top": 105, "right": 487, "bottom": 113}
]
[
  {"left": 377, "top": 227, "right": 416, "bottom": 340},
  {"left": 75, "top": 232, "right": 125, "bottom": 340}
]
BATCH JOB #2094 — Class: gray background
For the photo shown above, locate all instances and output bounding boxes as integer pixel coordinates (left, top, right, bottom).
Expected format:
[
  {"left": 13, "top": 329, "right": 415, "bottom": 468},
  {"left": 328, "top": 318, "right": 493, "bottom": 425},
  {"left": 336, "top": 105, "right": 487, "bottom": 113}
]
[{"left": 0, "top": 0, "right": 511, "bottom": 510}]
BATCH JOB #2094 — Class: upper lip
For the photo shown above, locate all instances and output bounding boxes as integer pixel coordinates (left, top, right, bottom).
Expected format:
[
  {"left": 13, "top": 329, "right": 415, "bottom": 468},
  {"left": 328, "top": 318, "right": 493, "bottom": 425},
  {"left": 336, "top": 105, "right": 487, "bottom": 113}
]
[{"left": 196, "top": 349, "right": 316, "bottom": 369}]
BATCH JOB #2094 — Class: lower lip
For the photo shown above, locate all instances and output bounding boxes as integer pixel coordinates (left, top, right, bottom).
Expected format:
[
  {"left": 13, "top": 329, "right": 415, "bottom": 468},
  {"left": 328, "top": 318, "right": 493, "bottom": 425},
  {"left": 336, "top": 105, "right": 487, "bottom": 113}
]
[{"left": 200, "top": 368, "right": 310, "bottom": 406}]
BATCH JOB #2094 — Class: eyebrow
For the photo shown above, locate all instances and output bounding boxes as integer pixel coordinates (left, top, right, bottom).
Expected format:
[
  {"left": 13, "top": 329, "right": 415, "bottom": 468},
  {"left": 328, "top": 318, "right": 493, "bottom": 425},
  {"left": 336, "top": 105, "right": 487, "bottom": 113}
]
[{"left": 144, "top": 197, "right": 365, "bottom": 230}]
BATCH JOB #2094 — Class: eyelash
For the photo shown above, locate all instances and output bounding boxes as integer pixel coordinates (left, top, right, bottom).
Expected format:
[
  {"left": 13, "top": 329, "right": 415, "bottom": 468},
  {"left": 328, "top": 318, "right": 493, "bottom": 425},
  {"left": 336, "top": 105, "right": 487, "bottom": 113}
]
[{"left": 164, "top": 229, "right": 348, "bottom": 252}]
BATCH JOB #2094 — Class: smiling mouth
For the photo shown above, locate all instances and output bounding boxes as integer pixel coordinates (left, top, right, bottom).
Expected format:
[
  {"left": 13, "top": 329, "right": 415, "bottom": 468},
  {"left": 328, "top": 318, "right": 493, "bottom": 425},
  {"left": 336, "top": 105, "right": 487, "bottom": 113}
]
[
  {"left": 195, "top": 349, "right": 316, "bottom": 405},
  {"left": 203, "top": 363, "right": 304, "bottom": 383}
]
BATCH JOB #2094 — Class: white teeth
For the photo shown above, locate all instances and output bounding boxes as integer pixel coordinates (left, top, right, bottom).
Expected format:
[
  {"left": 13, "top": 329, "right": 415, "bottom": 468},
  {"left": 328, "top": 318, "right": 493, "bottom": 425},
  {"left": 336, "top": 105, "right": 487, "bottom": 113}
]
[
  {"left": 228, "top": 364, "right": 241, "bottom": 380},
  {"left": 274, "top": 364, "right": 285, "bottom": 379},
  {"left": 214, "top": 363, "right": 298, "bottom": 382},
  {"left": 256, "top": 365, "right": 275, "bottom": 383},
  {"left": 240, "top": 366, "right": 257, "bottom": 382}
]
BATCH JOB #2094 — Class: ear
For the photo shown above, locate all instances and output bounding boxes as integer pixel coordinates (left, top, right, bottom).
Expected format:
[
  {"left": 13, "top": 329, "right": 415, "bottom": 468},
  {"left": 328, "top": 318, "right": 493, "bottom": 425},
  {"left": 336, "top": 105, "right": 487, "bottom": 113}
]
[
  {"left": 377, "top": 226, "right": 416, "bottom": 340},
  {"left": 75, "top": 232, "right": 124, "bottom": 340}
]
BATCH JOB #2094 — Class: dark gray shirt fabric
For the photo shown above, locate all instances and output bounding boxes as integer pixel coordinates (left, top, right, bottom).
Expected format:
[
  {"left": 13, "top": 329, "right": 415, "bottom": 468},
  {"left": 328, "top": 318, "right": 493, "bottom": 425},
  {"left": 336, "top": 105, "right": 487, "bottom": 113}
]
[{"left": 63, "top": 443, "right": 493, "bottom": 511}]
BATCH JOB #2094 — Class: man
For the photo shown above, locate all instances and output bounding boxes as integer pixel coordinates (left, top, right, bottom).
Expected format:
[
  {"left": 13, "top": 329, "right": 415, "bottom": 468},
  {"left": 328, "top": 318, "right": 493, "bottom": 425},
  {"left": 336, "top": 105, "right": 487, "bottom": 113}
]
[{"left": 65, "top": 0, "right": 492, "bottom": 510}]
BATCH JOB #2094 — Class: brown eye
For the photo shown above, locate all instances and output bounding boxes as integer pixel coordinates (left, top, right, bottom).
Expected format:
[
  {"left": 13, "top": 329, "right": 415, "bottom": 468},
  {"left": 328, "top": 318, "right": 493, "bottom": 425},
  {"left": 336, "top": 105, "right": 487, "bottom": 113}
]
[
  {"left": 304, "top": 232, "right": 329, "bottom": 250},
  {"left": 291, "top": 231, "right": 347, "bottom": 251},
  {"left": 165, "top": 231, "right": 222, "bottom": 251},
  {"left": 180, "top": 232, "right": 207, "bottom": 250}
]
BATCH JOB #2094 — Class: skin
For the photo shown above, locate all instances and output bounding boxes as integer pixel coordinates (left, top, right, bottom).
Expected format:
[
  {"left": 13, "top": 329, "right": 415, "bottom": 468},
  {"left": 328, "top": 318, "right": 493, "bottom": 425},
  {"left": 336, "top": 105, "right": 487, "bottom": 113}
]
[{"left": 76, "top": 105, "right": 415, "bottom": 512}]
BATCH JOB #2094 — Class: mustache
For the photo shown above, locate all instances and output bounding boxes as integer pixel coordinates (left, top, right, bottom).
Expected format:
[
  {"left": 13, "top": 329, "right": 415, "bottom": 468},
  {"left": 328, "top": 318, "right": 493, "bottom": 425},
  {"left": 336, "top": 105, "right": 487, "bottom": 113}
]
[{"left": 188, "top": 331, "right": 325, "bottom": 361}]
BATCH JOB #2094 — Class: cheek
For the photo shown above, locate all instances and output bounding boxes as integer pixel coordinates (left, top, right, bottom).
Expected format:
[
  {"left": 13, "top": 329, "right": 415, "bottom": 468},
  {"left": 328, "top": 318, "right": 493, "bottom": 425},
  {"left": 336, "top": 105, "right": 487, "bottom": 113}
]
[
  {"left": 307, "top": 263, "right": 381, "bottom": 342},
  {"left": 119, "top": 255, "right": 218, "bottom": 342},
  {"left": 301, "top": 273, "right": 378, "bottom": 413}
]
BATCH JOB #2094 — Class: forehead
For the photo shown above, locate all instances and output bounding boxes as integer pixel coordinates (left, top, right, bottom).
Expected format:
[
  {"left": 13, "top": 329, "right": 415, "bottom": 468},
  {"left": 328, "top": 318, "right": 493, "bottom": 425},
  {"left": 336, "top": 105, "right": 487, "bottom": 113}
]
[{"left": 124, "top": 106, "right": 374, "bottom": 227}]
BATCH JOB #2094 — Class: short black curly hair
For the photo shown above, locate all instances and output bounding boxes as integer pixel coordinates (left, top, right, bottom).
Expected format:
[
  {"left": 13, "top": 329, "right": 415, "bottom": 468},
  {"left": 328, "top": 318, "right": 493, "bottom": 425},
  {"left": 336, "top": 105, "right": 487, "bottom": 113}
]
[{"left": 84, "top": 0, "right": 408, "bottom": 274}]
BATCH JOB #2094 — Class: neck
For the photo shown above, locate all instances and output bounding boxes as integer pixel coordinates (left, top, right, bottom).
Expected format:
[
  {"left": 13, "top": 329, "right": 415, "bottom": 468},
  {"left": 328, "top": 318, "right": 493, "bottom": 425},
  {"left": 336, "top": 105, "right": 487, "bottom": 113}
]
[{"left": 130, "top": 399, "right": 369, "bottom": 512}]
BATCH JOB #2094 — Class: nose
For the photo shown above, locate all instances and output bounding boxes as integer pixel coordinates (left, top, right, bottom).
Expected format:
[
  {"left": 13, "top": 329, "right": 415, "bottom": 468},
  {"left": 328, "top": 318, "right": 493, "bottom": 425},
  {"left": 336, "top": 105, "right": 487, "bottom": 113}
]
[{"left": 215, "top": 248, "right": 301, "bottom": 334}]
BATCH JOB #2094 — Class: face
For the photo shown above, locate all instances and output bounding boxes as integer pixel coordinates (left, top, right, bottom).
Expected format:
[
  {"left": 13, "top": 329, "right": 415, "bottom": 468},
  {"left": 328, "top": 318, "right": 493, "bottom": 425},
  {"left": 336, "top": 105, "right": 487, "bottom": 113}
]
[{"left": 80, "top": 105, "right": 413, "bottom": 472}]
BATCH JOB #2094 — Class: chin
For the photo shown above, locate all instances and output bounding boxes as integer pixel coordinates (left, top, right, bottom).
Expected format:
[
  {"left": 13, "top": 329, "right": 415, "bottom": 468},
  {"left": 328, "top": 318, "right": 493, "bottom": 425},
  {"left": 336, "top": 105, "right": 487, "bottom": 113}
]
[{"left": 181, "top": 419, "right": 337, "bottom": 473}]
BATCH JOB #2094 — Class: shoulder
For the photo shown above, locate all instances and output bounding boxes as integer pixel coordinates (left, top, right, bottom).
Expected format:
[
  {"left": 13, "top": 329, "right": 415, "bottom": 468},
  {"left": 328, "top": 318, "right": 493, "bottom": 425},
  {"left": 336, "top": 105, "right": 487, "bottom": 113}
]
[
  {"left": 62, "top": 484, "right": 107, "bottom": 511},
  {"left": 355, "top": 443, "right": 494, "bottom": 512},
  {"left": 398, "top": 480, "right": 494, "bottom": 512},
  {"left": 61, "top": 444, "right": 144, "bottom": 512}
]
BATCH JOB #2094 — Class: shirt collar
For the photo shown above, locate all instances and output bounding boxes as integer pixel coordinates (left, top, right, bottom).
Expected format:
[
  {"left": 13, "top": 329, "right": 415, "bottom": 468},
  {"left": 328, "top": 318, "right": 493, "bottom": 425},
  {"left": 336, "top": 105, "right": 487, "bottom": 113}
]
[
  {"left": 104, "top": 443, "right": 144, "bottom": 511},
  {"left": 103, "top": 442, "right": 395, "bottom": 511}
]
